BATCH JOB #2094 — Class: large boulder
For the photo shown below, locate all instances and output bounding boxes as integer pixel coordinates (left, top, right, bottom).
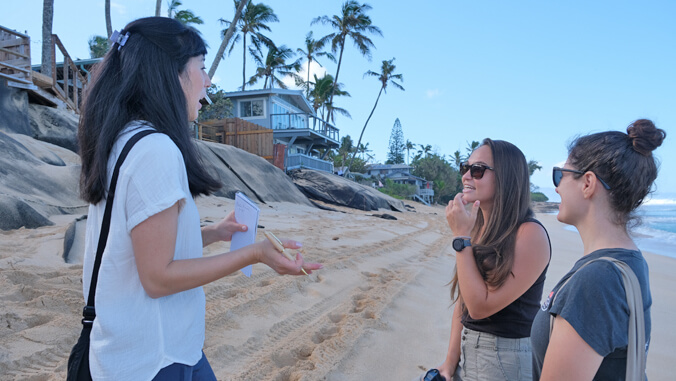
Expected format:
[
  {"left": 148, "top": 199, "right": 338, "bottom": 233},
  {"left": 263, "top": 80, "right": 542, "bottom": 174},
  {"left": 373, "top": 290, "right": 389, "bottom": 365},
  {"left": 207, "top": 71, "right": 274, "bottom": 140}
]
[
  {"left": 0, "top": 84, "right": 31, "bottom": 136},
  {"left": 27, "top": 104, "right": 79, "bottom": 152},
  {"left": 197, "top": 141, "right": 313, "bottom": 207},
  {"left": 0, "top": 196, "right": 55, "bottom": 230},
  {"left": 288, "top": 168, "right": 406, "bottom": 212},
  {"left": 0, "top": 131, "right": 84, "bottom": 230}
]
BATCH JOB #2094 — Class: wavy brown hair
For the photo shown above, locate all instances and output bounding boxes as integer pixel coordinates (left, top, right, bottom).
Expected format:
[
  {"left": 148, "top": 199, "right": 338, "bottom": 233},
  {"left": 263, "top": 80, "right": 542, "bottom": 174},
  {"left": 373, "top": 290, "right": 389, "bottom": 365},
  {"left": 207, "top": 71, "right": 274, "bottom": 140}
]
[{"left": 450, "top": 138, "right": 534, "bottom": 303}]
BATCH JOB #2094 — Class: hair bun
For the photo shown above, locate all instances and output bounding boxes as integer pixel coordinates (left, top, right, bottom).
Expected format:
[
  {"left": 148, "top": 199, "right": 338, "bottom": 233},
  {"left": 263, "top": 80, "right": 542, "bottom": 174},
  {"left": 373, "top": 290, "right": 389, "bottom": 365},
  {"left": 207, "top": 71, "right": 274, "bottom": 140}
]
[{"left": 627, "top": 119, "right": 666, "bottom": 156}]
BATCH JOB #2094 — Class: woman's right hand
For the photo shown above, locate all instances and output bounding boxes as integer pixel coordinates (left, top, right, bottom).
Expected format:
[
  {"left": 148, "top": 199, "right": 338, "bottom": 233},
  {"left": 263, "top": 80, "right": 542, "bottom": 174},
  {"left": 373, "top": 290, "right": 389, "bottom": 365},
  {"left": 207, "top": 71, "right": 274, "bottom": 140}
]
[
  {"left": 445, "top": 193, "right": 479, "bottom": 237},
  {"left": 256, "top": 238, "right": 322, "bottom": 276},
  {"left": 437, "top": 359, "right": 456, "bottom": 381}
]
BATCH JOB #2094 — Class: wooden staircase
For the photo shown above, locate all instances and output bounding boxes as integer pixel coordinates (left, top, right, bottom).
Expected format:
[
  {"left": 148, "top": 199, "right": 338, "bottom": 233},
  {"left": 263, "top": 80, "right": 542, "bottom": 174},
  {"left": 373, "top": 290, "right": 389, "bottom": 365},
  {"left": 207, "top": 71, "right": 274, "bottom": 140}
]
[{"left": 0, "top": 25, "right": 87, "bottom": 114}]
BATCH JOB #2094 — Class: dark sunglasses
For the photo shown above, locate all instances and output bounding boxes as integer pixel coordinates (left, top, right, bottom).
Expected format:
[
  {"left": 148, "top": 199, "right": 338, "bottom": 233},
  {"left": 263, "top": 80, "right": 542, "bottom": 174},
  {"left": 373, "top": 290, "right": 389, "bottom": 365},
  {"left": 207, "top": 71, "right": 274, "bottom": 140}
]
[
  {"left": 460, "top": 162, "right": 494, "bottom": 179},
  {"left": 552, "top": 167, "right": 611, "bottom": 190}
]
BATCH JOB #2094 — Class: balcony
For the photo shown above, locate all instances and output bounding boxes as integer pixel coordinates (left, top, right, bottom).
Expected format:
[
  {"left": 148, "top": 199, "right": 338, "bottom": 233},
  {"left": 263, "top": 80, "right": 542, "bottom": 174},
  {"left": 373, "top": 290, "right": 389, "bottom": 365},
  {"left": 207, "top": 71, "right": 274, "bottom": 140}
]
[
  {"left": 270, "top": 112, "right": 339, "bottom": 144},
  {"left": 286, "top": 153, "right": 334, "bottom": 173},
  {"left": 418, "top": 188, "right": 434, "bottom": 197}
]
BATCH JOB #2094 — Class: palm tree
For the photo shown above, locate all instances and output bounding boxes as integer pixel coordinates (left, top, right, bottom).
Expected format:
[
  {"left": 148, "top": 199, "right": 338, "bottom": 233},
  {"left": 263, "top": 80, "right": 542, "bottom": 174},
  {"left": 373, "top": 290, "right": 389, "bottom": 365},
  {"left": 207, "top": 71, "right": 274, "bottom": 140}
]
[
  {"left": 452, "top": 150, "right": 462, "bottom": 170},
  {"left": 312, "top": 1, "right": 382, "bottom": 123},
  {"left": 220, "top": 0, "right": 278, "bottom": 90},
  {"left": 155, "top": 0, "right": 162, "bottom": 16},
  {"left": 247, "top": 45, "right": 302, "bottom": 89},
  {"left": 338, "top": 135, "right": 355, "bottom": 165},
  {"left": 168, "top": 0, "right": 204, "bottom": 26},
  {"left": 309, "top": 74, "right": 351, "bottom": 123},
  {"left": 413, "top": 144, "right": 432, "bottom": 160},
  {"left": 405, "top": 140, "right": 414, "bottom": 165},
  {"left": 416, "top": 144, "right": 432, "bottom": 159},
  {"left": 466, "top": 140, "right": 480, "bottom": 156},
  {"left": 348, "top": 57, "right": 404, "bottom": 172},
  {"left": 208, "top": 0, "right": 247, "bottom": 79},
  {"left": 297, "top": 31, "right": 335, "bottom": 98},
  {"left": 357, "top": 142, "right": 372, "bottom": 160},
  {"left": 105, "top": 0, "right": 112, "bottom": 38},
  {"left": 41, "top": 0, "right": 54, "bottom": 76}
]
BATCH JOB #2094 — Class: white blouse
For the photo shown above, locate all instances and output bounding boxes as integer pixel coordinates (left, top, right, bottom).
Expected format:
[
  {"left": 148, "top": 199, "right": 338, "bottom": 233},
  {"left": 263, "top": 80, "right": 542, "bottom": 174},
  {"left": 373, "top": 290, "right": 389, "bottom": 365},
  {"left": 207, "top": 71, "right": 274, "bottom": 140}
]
[{"left": 82, "top": 122, "right": 205, "bottom": 380}]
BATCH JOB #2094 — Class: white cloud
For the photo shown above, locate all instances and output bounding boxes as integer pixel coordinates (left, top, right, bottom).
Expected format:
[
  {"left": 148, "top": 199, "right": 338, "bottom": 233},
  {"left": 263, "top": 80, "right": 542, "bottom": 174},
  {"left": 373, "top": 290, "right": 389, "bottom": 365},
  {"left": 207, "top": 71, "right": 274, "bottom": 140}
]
[
  {"left": 110, "top": 1, "right": 127, "bottom": 15},
  {"left": 211, "top": 74, "right": 223, "bottom": 88},
  {"left": 282, "top": 60, "right": 328, "bottom": 90},
  {"left": 426, "top": 89, "right": 441, "bottom": 99}
]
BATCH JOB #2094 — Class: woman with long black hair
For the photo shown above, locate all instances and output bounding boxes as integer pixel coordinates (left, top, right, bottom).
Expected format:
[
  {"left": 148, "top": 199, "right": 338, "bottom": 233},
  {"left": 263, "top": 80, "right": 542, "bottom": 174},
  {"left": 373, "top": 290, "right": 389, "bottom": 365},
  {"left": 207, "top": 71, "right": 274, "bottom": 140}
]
[{"left": 78, "top": 17, "right": 321, "bottom": 380}]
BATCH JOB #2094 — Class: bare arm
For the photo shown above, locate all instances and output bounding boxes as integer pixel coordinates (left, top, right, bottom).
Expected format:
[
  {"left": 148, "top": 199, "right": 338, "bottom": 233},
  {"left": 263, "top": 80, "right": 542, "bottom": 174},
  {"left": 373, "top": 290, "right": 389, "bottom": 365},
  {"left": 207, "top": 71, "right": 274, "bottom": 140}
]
[
  {"left": 201, "top": 210, "right": 246, "bottom": 247},
  {"left": 446, "top": 195, "right": 550, "bottom": 319},
  {"left": 540, "top": 315, "right": 603, "bottom": 380},
  {"left": 438, "top": 296, "right": 464, "bottom": 380},
  {"left": 131, "top": 203, "right": 321, "bottom": 298}
]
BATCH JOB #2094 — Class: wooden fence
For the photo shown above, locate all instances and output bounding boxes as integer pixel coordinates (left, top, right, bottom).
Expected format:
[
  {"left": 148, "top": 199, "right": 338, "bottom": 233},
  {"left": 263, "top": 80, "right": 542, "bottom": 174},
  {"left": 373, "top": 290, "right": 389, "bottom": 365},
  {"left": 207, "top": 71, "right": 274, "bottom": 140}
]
[{"left": 197, "top": 118, "right": 285, "bottom": 170}]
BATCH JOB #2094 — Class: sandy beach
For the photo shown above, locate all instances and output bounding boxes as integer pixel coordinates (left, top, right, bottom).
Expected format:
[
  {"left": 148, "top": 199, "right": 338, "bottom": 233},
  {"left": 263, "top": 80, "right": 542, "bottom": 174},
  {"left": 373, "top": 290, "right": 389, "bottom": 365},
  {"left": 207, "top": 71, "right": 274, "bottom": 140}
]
[{"left": 1, "top": 197, "right": 674, "bottom": 380}]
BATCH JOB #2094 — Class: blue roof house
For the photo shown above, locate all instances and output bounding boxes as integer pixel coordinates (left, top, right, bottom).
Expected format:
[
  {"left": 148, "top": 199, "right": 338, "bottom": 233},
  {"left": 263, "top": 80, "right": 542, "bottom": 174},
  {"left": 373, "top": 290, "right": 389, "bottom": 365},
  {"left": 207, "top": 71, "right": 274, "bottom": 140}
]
[{"left": 225, "top": 89, "right": 340, "bottom": 173}]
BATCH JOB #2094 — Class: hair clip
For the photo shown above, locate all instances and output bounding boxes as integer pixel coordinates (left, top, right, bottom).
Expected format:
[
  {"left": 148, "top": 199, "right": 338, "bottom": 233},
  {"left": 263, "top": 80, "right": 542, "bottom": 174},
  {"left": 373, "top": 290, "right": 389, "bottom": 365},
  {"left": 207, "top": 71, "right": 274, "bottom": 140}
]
[{"left": 109, "top": 30, "right": 130, "bottom": 51}]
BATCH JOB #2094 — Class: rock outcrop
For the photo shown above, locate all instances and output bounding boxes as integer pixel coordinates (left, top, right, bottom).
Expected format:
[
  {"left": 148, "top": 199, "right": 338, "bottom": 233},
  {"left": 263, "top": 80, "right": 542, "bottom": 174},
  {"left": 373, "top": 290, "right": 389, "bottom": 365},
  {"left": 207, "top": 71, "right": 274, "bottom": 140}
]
[{"left": 288, "top": 168, "right": 406, "bottom": 212}]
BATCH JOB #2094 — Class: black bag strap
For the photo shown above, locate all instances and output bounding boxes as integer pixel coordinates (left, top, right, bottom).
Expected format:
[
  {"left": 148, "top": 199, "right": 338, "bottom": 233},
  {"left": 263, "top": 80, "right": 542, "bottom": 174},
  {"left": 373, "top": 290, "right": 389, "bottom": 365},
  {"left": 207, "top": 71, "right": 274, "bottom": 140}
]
[{"left": 82, "top": 129, "right": 158, "bottom": 325}]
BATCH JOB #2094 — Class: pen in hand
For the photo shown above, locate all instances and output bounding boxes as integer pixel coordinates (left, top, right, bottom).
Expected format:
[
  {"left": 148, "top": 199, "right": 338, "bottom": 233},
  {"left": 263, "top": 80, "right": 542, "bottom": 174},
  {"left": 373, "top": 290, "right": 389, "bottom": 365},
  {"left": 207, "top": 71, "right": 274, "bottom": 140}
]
[{"left": 264, "top": 231, "right": 310, "bottom": 277}]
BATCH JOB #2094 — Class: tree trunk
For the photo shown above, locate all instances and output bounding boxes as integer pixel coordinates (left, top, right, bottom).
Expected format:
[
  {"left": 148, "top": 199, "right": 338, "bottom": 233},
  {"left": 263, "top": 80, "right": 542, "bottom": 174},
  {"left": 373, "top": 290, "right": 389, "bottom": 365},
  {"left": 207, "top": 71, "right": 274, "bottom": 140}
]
[
  {"left": 347, "top": 86, "right": 383, "bottom": 172},
  {"left": 105, "top": 0, "right": 112, "bottom": 38},
  {"left": 241, "top": 32, "right": 247, "bottom": 90},
  {"left": 306, "top": 58, "right": 311, "bottom": 98},
  {"left": 326, "top": 35, "right": 346, "bottom": 124},
  {"left": 41, "top": 0, "right": 54, "bottom": 77},
  {"left": 207, "top": 0, "right": 247, "bottom": 79},
  {"left": 155, "top": 0, "right": 162, "bottom": 16}
]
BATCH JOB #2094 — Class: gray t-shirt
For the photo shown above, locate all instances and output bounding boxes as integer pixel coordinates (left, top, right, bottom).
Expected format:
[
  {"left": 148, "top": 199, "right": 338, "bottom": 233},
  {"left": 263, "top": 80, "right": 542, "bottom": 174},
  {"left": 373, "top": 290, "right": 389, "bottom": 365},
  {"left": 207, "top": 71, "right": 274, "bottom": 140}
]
[{"left": 531, "top": 248, "right": 652, "bottom": 380}]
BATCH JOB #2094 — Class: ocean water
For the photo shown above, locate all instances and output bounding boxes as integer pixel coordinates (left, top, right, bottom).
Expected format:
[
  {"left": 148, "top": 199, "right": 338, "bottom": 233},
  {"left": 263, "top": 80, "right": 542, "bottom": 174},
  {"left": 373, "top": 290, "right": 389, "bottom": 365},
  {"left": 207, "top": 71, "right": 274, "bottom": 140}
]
[
  {"left": 559, "top": 200, "right": 676, "bottom": 260},
  {"left": 631, "top": 201, "right": 676, "bottom": 260}
]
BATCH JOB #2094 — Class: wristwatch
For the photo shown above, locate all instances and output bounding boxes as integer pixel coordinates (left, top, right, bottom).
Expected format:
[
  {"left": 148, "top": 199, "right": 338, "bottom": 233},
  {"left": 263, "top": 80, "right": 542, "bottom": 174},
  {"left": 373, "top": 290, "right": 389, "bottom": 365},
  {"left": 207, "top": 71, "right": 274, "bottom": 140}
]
[{"left": 452, "top": 237, "right": 472, "bottom": 252}]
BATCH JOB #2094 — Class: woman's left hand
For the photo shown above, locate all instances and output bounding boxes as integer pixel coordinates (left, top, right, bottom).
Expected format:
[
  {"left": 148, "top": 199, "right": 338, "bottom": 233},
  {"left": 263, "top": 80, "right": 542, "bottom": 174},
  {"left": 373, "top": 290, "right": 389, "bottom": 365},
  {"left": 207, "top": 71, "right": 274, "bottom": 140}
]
[
  {"left": 445, "top": 193, "right": 480, "bottom": 237},
  {"left": 203, "top": 211, "right": 247, "bottom": 246}
]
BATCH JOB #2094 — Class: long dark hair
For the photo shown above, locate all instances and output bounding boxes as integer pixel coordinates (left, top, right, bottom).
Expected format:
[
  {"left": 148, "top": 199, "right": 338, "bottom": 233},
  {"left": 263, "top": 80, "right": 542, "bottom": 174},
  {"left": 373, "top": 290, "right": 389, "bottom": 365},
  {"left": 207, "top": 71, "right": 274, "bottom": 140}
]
[
  {"left": 451, "top": 138, "right": 534, "bottom": 302},
  {"left": 567, "top": 119, "right": 666, "bottom": 227},
  {"left": 78, "top": 17, "right": 220, "bottom": 204}
]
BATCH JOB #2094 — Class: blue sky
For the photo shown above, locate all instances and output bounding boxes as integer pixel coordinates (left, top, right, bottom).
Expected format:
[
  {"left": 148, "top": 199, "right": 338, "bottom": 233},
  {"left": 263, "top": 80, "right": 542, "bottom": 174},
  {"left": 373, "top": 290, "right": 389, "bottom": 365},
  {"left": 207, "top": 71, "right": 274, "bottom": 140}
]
[{"left": 3, "top": 0, "right": 674, "bottom": 202}]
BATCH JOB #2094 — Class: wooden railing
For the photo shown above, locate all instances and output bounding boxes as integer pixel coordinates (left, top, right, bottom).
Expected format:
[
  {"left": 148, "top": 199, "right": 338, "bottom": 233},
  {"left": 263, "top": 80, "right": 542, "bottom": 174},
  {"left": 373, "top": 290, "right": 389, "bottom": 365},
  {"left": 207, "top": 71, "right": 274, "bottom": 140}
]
[
  {"left": 0, "top": 25, "right": 32, "bottom": 86},
  {"left": 49, "top": 34, "right": 86, "bottom": 113}
]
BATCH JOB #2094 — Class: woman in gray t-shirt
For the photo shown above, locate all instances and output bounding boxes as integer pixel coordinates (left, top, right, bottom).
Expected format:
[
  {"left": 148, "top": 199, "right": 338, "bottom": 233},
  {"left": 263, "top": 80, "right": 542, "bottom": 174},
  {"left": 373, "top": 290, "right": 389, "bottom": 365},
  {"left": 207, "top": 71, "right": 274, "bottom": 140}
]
[{"left": 531, "top": 119, "right": 665, "bottom": 380}]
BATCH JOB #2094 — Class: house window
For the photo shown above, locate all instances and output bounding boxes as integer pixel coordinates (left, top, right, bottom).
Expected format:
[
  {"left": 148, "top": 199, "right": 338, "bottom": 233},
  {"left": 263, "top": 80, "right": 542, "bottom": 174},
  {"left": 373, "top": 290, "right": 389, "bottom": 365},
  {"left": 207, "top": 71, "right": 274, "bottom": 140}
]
[{"left": 240, "top": 99, "right": 265, "bottom": 118}]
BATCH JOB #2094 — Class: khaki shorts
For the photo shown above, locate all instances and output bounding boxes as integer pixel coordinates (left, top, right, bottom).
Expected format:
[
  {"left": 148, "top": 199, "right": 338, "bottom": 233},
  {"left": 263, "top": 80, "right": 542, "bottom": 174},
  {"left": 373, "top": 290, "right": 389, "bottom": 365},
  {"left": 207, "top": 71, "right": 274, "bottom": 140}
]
[{"left": 454, "top": 327, "right": 532, "bottom": 381}]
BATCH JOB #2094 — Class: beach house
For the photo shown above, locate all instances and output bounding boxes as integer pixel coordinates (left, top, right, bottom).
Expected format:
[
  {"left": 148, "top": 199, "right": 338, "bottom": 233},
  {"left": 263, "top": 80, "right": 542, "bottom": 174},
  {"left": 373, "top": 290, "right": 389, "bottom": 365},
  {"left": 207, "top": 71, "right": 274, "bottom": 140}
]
[
  {"left": 366, "top": 164, "right": 434, "bottom": 205},
  {"left": 223, "top": 88, "right": 340, "bottom": 173}
]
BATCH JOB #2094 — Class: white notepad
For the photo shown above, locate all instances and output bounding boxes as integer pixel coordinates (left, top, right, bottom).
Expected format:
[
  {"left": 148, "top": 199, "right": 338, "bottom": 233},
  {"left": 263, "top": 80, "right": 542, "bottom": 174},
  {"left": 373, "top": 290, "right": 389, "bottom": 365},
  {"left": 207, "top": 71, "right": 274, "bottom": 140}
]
[{"left": 230, "top": 192, "right": 260, "bottom": 277}]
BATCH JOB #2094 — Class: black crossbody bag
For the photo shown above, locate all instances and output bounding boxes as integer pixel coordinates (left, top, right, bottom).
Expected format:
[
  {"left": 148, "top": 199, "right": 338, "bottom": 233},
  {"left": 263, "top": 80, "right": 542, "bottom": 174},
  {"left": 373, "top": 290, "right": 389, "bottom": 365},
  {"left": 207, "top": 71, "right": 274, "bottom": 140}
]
[{"left": 67, "top": 130, "right": 158, "bottom": 380}]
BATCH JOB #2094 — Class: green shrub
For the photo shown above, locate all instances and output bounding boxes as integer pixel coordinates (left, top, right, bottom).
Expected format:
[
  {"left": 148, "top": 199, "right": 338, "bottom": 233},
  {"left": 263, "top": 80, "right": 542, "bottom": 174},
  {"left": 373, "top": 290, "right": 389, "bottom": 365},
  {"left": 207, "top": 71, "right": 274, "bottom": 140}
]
[
  {"left": 531, "top": 192, "right": 549, "bottom": 202},
  {"left": 378, "top": 178, "right": 417, "bottom": 199}
]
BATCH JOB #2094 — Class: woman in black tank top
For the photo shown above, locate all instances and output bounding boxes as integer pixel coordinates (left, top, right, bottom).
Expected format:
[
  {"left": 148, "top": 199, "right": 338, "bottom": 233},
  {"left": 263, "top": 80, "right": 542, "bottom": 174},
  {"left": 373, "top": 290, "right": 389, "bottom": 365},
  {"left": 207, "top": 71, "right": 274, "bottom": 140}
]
[{"left": 432, "top": 138, "right": 551, "bottom": 381}]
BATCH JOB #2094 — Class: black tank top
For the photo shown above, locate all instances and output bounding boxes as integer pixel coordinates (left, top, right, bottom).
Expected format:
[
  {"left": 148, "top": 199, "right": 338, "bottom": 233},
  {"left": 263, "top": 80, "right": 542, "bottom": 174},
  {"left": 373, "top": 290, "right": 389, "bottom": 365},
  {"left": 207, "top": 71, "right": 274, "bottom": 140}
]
[{"left": 461, "top": 217, "right": 551, "bottom": 338}]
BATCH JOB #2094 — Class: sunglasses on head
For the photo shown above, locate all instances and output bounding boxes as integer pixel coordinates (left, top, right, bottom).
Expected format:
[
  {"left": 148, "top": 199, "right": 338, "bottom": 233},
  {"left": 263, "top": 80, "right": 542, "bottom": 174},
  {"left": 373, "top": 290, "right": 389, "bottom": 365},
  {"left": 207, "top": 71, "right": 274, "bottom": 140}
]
[
  {"left": 552, "top": 167, "right": 611, "bottom": 190},
  {"left": 460, "top": 162, "right": 494, "bottom": 179}
]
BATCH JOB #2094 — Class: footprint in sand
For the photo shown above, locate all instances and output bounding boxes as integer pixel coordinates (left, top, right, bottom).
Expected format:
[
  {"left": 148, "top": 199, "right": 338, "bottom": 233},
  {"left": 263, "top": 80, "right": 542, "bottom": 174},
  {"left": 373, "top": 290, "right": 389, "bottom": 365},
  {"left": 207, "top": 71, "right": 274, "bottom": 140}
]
[{"left": 311, "top": 326, "right": 339, "bottom": 344}]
